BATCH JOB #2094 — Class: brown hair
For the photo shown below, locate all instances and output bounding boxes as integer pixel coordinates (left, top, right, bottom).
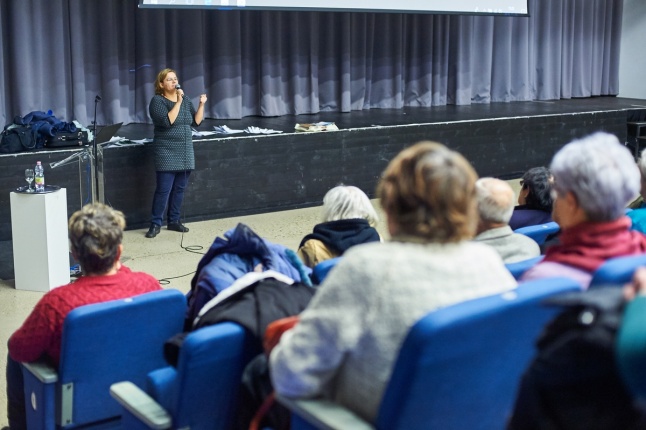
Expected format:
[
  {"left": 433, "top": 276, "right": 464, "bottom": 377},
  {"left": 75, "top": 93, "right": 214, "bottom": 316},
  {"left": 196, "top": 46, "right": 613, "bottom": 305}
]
[
  {"left": 378, "top": 141, "right": 478, "bottom": 243},
  {"left": 154, "top": 68, "right": 177, "bottom": 95},
  {"left": 68, "top": 203, "right": 126, "bottom": 275}
]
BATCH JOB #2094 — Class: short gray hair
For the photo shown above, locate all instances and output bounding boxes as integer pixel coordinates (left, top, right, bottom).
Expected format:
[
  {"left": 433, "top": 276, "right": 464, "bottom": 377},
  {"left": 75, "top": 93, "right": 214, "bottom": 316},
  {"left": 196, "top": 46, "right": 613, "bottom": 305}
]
[
  {"left": 322, "top": 185, "right": 379, "bottom": 226},
  {"left": 475, "top": 178, "right": 515, "bottom": 224},
  {"left": 551, "top": 132, "right": 639, "bottom": 221}
]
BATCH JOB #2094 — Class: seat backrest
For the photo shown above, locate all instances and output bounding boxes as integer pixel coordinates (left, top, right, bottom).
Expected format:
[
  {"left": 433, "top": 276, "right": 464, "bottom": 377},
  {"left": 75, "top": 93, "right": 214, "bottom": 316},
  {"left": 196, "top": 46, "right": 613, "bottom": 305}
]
[
  {"left": 57, "top": 289, "right": 186, "bottom": 428},
  {"left": 167, "top": 322, "right": 257, "bottom": 430},
  {"left": 376, "top": 277, "right": 581, "bottom": 430},
  {"left": 505, "top": 256, "right": 543, "bottom": 280},
  {"left": 312, "top": 257, "right": 342, "bottom": 284},
  {"left": 588, "top": 254, "right": 646, "bottom": 288},
  {"left": 514, "top": 221, "right": 560, "bottom": 246}
]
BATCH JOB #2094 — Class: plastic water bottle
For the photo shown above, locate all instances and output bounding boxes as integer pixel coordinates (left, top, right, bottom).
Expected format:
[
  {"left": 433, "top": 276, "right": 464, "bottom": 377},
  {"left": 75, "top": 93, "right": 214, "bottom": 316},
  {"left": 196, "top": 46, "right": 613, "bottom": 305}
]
[{"left": 34, "top": 161, "right": 45, "bottom": 192}]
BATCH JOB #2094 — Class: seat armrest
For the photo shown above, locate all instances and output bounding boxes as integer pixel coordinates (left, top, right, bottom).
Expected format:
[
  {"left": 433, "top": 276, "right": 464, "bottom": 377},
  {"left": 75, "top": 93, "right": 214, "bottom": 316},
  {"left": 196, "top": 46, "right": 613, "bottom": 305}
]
[
  {"left": 110, "top": 381, "right": 171, "bottom": 430},
  {"left": 277, "top": 394, "right": 374, "bottom": 430},
  {"left": 22, "top": 360, "right": 58, "bottom": 384}
]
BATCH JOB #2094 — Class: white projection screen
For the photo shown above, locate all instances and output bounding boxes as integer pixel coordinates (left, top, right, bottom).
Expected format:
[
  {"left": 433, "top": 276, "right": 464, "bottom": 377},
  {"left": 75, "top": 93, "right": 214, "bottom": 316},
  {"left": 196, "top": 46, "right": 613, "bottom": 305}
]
[{"left": 139, "top": 0, "right": 529, "bottom": 16}]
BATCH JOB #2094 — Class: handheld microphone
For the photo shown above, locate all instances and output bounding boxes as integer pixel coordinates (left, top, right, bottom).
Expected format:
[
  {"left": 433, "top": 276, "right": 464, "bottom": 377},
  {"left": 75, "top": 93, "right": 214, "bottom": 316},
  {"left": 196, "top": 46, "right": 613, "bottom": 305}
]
[{"left": 175, "top": 84, "right": 184, "bottom": 98}]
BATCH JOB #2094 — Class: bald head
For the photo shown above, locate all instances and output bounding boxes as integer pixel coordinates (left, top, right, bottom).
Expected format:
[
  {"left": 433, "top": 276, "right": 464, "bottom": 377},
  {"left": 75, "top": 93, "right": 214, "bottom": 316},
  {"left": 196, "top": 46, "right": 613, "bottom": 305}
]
[{"left": 476, "top": 178, "right": 516, "bottom": 228}]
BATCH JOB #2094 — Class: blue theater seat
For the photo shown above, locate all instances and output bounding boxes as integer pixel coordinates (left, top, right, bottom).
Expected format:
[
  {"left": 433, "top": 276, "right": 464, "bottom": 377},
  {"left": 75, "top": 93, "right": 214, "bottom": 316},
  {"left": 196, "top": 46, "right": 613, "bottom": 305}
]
[
  {"left": 505, "top": 256, "right": 543, "bottom": 280},
  {"left": 20, "top": 289, "right": 186, "bottom": 430},
  {"left": 589, "top": 253, "right": 646, "bottom": 288},
  {"left": 279, "top": 277, "right": 581, "bottom": 430},
  {"left": 514, "top": 221, "right": 560, "bottom": 246},
  {"left": 311, "top": 257, "right": 342, "bottom": 284},
  {"left": 110, "top": 322, "right": 258, "bottom": 430}
]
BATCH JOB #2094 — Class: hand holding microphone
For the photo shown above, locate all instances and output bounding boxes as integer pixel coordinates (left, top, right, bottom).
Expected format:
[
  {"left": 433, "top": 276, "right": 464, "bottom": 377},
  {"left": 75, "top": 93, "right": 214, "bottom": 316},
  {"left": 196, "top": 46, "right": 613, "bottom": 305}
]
[{"left": 175, "top": 84, "right": 184, "bottom": 99}]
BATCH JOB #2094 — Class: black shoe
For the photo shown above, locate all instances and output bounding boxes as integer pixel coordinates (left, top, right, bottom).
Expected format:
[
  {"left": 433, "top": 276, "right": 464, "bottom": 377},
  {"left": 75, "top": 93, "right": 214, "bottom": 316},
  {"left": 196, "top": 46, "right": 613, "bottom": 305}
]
[
  {"left": 145, "top": 223, "right": 161, "bottom": 238},
  {"left": 167, "top": 222, "right": 189, "bottom": 233}
]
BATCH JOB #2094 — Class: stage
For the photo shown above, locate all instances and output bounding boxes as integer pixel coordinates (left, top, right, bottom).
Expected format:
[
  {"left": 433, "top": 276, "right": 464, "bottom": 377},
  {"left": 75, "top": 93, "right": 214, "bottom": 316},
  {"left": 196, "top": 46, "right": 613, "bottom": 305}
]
[{"left": 1, "top": 96, "right": 646, "bottom": 249}]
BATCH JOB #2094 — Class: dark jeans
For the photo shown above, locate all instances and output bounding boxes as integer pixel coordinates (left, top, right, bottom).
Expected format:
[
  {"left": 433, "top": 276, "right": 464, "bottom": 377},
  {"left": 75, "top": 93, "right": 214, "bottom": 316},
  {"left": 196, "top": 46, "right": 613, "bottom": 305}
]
[
  {"left": 6, "top": 354, "right": 26, "bottom": 430},
  {"left": 151, "top": 170, "right": 191, "bottom": 226}
]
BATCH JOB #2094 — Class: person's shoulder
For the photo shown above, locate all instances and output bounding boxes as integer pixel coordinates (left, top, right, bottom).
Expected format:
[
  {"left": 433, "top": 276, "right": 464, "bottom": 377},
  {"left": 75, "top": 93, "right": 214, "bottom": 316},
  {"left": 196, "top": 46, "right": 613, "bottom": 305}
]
[
  {"left": 149, "top": 94, "right": 165, "bottom": 106},
  {"left": 461, "top": 239, "right": 508, "bottom": 257},
  {"left": 522, "top": 261, "right": 590, "bottom": 286},
  {"left": 458, "top": 241, "right": 517, "bottom": 272},
  {"left": 118, "top": 265, "right": 160, "bottom": 286},
  {"left": 511, "top": 231, "right": 541, "bottom": 247}
]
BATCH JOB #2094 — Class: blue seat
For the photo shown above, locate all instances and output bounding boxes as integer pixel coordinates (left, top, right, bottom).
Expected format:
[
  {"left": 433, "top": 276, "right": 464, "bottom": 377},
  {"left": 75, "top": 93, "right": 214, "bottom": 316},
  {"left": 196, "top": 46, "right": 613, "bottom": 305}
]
[
  {"left": 279, "top": 277, "right": 581, "bottom": 430},
  {"left": 505, "top": 256, "right": 543, "bottom": 280},
  {"left": 616, "top": 295, "right": 646, "bottom": 399},
  {"left": 110, "top": 322, "right": 258, "bottom": 430},
  {"left": 514, "top": 221, "right": 560, "bottom": 246},
  {"left": 588, "top": 253, "right": 646, "bottom": 288},
  {"left": 312, "top": 257, "right": 342, "bottom": 284},
  {"left": 20, "top": 289, "right": 186, "bottom": 430}
]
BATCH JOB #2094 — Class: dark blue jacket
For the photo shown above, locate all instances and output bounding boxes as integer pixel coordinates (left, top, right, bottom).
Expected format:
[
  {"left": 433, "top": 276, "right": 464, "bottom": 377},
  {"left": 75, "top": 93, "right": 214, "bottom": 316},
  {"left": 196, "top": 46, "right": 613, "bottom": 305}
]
[
  {"left": 14, "top": 111, "right": 77, "bottom": 148},
  {"left": 186, "top": 223, "right": 308, "bottom": 324}
]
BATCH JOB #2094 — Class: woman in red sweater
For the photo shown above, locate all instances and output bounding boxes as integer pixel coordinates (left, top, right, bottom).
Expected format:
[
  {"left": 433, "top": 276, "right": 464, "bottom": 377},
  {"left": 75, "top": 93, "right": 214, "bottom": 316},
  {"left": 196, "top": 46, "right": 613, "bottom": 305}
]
[{"left": 5, "top": 203, "right": 161, "bottom": 430}]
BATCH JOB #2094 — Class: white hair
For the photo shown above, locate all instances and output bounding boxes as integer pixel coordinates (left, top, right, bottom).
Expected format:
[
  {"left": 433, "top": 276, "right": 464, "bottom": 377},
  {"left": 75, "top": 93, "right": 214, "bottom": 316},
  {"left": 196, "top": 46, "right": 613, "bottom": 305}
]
[
  {"left": 321, "top": 185, "right": 379, "bottom": 226},
  {"left": 551, "top": 132, "right": 640, "bottom": 221},
  {"left": 475, "top": 178, "right": 515, "bottom": 224}
]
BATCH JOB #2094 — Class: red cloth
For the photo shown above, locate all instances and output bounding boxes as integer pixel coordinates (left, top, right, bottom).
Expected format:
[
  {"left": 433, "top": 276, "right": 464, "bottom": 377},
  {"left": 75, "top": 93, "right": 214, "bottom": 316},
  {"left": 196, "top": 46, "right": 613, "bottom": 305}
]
[
  {"left": 8, "top": 266, "right": 161, "bottom": 367},
  {"left": 542, "top": 217, "right": 646, "bottom": 272}
]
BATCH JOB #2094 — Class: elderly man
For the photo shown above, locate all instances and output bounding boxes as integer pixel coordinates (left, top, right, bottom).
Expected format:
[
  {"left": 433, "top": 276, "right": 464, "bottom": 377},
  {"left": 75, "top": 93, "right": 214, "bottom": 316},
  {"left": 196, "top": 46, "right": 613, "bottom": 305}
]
[
  {"left": 474, "top": 178, "right": 540, "bottom": 263},
  {"left": 521, "top": 132, "right": 646, "bottom": 289}
]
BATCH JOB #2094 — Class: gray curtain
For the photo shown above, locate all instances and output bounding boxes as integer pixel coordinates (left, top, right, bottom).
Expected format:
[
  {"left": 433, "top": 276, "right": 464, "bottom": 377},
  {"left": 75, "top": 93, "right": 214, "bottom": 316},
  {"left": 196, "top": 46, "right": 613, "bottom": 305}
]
[{"left": 0, "top": 0, "right": 623, "bottom": 126}]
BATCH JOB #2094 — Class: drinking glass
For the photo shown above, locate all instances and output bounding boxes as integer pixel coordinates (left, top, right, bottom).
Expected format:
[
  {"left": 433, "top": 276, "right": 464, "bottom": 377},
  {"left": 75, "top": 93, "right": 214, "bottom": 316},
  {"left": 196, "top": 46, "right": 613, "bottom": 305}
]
[{"left": 25, "top": 169, "right": 34, "bottom": 193}]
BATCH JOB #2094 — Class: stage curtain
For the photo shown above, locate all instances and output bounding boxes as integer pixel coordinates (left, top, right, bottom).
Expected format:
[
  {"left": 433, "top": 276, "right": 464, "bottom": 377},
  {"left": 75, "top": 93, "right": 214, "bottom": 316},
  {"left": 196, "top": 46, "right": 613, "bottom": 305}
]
[{"left": 0, "top": 0, "right": 623, "bottom": 125}]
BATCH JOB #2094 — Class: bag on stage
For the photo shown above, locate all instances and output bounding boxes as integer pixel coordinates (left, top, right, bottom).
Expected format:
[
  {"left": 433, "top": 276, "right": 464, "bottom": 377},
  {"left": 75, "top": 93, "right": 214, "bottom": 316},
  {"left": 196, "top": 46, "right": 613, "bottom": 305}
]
[
  {"left": 45, "top": 130, "right": 90, "bottom": 148},
  {"left": 0, "top": 125, "right": 37, "bottom": 153}
]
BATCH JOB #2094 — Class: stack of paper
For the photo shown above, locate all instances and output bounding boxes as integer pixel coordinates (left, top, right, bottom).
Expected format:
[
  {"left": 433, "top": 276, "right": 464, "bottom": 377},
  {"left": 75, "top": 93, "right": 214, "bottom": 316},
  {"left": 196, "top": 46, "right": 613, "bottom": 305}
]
[
  {"left": 244, "top": 126, "right": 283, "bottom": 134},
  {"left": 294, "top": 122, "right": 339, "bottom": 132},
  {"left": 213, "top": 125, "right": 245, "bottom": 134},
  {"left": 192, "top": 128, "right": 217, "bottom": 137}
]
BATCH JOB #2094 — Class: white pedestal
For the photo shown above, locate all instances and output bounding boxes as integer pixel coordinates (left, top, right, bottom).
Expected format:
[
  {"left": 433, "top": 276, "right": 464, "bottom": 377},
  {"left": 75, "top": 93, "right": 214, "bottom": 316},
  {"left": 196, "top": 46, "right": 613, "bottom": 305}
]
[{"left": 10, "top": 188, "right": 70, "bottom": 292}]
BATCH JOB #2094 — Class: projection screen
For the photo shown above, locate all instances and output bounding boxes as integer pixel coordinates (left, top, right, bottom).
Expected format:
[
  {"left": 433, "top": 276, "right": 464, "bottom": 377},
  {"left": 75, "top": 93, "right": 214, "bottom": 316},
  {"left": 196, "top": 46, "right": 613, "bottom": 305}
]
[{"left": 139, "top": 0, "right": 529, "bottom": 16}]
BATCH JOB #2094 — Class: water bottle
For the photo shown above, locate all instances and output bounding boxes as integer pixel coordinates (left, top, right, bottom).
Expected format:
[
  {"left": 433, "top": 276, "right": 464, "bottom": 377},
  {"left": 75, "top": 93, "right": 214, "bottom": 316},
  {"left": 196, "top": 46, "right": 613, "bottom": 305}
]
[{"left": 34, "top": 161, "right": 45, "bottom": 192}]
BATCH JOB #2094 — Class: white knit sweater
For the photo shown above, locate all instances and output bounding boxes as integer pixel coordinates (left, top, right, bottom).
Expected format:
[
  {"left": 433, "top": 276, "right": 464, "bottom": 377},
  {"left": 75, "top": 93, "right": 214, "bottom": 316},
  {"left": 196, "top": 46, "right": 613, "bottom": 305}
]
[{"left": 270, "top": 240, "right": 517, "bottom": 423}]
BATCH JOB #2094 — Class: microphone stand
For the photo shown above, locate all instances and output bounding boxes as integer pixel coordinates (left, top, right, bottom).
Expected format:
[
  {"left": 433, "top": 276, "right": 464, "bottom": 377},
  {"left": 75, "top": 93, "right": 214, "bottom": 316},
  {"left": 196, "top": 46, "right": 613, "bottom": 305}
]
[{"left": 91, "top": 95, "right": 101, "bottom": 203}]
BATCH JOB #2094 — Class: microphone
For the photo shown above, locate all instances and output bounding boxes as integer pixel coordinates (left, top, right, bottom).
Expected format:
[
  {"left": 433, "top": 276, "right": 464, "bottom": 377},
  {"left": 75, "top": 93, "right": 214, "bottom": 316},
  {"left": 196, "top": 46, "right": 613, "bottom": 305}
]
[
  {"left": 175, "top": 84, "right": 184, "bottom": 98},
  {"left": 95, "top": 95, "right": 102, "bottom": 102}
]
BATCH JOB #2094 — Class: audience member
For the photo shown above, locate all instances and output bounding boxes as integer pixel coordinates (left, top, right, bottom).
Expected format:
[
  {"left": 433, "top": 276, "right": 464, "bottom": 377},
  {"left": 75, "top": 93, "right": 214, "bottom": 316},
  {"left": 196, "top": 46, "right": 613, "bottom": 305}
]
[
  {"left": 474, "top": 178, "right": 540, "bottom": 263},
  {"left": 627, "top": 150, "right": 646, "bottom": 233},
  {"left": 5, "top": 203, "right": 161, "bottom": 429},
  {"left": 509, "top": 166, "right": 553, "bottom": 230},
  {"left": 521, "top": 132, "right": 646, "bottom": 289},
  {"left": 270, "top": 141, "right": 517, "bottom": 423},
  {"left": 509, "top": 257, "right": 646, "bottom": 430},
  {"left": 297, "top": 185, "right": 381, "bottom": 268}
]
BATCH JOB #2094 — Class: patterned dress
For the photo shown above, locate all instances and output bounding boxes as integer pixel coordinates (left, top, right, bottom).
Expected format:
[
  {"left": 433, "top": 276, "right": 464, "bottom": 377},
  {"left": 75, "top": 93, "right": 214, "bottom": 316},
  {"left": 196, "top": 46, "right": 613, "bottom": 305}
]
[{"left": 148, "top": 94, "right": 197, "bottom": 172}]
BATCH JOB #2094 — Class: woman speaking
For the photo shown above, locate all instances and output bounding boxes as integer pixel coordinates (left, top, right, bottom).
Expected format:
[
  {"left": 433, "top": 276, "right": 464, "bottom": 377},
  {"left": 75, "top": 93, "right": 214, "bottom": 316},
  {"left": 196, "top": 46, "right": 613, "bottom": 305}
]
[{"left": 146, "top": 68, "right": 207, "bottom": 238}]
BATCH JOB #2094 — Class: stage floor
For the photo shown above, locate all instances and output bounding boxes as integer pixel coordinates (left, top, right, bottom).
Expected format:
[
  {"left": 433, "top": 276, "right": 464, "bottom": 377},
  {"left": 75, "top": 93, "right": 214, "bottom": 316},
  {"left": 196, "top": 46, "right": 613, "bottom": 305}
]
[{"left": 116, "top": 96, "right": 646, "bottom": 141}]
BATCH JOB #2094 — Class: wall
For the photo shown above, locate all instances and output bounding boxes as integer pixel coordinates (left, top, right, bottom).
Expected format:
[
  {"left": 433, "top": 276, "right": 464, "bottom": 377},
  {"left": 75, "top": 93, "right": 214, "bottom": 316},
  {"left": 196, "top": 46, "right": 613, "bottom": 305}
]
[{"left": 619, "top": 0, "right": 646, "bottom": 99}]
